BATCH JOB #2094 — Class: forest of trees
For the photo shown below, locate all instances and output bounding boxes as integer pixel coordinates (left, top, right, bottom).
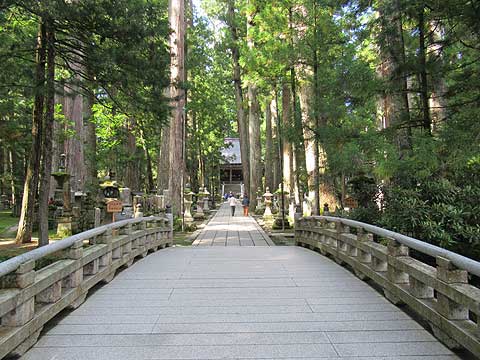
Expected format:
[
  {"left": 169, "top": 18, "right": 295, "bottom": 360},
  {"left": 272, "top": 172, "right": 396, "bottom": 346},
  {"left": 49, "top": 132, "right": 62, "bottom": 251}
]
[{"left": 0, "top": 0, "right": 479, "bottom": 258}]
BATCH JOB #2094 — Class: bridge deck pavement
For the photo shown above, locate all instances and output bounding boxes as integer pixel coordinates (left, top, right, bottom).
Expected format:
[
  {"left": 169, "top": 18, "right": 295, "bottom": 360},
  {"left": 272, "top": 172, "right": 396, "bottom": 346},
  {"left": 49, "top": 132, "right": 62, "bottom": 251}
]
[
  {"left": 20, "top": 209, "right": 458, "bottom": 359},
  {"left": 193, "top": 202, "right": 274, "bottom": 246}
]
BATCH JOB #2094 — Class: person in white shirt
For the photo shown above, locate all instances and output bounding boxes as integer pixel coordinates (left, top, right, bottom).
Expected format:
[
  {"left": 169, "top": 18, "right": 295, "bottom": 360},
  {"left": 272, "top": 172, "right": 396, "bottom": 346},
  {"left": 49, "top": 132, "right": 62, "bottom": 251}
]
[{"left": 228, "top": 193, "right": 237, "bottom": 216}]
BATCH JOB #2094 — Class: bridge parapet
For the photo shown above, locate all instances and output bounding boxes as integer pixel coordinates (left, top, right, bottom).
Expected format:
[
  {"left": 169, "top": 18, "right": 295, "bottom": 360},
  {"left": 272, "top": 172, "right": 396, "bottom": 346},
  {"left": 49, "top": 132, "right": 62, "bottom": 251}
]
[
  {"left": 296, "top": 216, "right": 480, "bottom": 358},
  {"left": 0, "top": 216, "right": 173, "bottom": 358}
]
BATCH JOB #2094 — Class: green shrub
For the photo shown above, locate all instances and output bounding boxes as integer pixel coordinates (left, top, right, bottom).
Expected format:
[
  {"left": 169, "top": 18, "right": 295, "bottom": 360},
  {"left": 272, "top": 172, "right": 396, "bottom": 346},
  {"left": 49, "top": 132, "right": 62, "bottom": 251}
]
[{"left": 380, "top": 176, "right": 480, "bottom": 260}]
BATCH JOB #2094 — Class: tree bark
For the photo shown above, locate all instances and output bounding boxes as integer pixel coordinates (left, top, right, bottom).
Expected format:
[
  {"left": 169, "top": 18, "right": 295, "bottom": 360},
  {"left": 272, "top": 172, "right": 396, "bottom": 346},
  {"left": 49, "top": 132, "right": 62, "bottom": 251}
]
[
  {"left": 157, "top": 127, "right": 170, "bottom": 194},
  {"left": 428, "top": 20, "right": 447, "bottom": 134},
  {"left": 311, "top": 9, "right": 321, "bottom": 215},
  {"left": 291, "top": 68, "right": 306, "bottom": 208},
  {"left": 281, "top": 83, "right": 294, "bottom": 197},
  {"left": 16, "top": 21, "right": 46, "bottom": 244},
  {"left": 138, "top": 125, "right": 154, "bottom": 192},
  {"left": 125, "top": 118, "right": 140, "bottom": 191},
  {"left": 7, "top": 150, "right": 14, "bottom": 206},
  {"left": 227, "top": 0, "right": 250, "bottom": 197},
  {"left": 418, "top": 6, "right": 431, "bottom": 134},
  {"left": 265, "top": 99, "right": 274, "bottom": 192},
  {"left": 145, "top": 152, "right": 154, "bottom": 193},
  {"left": 63, "top": 78, "right": 85, "bottom": 193},
  {"left": 271, "top": 97, "right": 280, "bottom": 192},
  {"left": 0, "top": 147, "right": 4, "bottom": 197},
  {"left": 189, "top": 112, "right": 200, "bottom": 192},
  {"left": 299, "top": 80, "right": 316, "bottom": 214},
  {"left": 248, "top": 84, "right": 262, "bottom": 210},
  {"left": 168, "top": 0, "right": 186, "bottom": 216},
  {"left": 377, "top": 0, "right": 411, "bottom": 156},
  {"left": 38, "top": 19, "right": 55, "bottom": 247},
  {"left": 83, "top": 85, "right": 97, "bottom": 195},
  {"left": 246, "top": 4, "right": 262, "bottom": 210}
]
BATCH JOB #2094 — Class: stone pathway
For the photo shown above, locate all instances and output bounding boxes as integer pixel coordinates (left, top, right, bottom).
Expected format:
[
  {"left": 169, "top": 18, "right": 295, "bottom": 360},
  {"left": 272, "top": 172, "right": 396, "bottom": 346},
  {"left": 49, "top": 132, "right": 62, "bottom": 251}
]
[
  {"left": 20, "top": 206, "right": 458, "bottom": 359},
  {"left": 193, "top": 202, "right": 274, "bottom": 246}
]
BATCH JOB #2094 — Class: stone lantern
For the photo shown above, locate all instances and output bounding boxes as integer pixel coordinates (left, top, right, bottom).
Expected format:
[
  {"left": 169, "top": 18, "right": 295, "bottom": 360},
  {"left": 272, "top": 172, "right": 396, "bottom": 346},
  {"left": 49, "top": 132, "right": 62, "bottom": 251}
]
[
  {"left": 203, "top": 187, "right": 211, "bottom": 213},
  {"left": 52, "top": 154, "right": 71, "bottom": 209},
  {"left": 263, "top": 187, "right": 274, "bottom": 221},
  {"left": 183, "top": 189, "right": 195, "bottom": 223},
  {"left": 255, "top": 188, "right": 265, "bottom": 214},
  {"left": 194, "top": 188, "right": 206, "bottom": 220},
  {"left": 52, "top": 154, "right": 73, "bottom": 237},
  {"left": 273, "top": 184, "right": 291, "bottom": 230}
]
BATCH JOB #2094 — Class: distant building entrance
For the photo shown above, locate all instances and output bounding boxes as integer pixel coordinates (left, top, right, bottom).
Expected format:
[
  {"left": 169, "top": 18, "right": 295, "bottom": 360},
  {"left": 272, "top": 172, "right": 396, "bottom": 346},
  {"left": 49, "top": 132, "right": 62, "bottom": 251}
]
[{"left": 220, "top": 138, "right": 244, "bottom": 196}]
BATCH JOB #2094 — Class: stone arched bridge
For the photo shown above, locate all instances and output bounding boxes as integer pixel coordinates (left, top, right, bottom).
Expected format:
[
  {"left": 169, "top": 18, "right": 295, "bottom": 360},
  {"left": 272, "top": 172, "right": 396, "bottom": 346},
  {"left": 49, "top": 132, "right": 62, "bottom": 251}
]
[{"left": 0, "top": 203, "right": 479, "bottom": 359}]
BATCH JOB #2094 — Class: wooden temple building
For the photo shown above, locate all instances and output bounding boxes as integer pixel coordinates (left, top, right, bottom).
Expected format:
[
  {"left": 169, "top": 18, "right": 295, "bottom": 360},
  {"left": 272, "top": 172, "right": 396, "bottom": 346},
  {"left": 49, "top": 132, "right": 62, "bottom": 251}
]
[{"left": 220, "top": 138, "right": 244, "bottom": 197}]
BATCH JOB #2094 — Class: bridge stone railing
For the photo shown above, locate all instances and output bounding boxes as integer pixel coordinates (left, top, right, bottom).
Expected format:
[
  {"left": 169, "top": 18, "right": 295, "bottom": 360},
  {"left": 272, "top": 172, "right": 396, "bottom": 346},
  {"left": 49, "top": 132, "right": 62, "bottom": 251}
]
[
  {"left": 0, "top": 216, "right": 173, "bottom": 358},
  {"left": 296, "top": 216, "right": 480, "bottom": 358}
]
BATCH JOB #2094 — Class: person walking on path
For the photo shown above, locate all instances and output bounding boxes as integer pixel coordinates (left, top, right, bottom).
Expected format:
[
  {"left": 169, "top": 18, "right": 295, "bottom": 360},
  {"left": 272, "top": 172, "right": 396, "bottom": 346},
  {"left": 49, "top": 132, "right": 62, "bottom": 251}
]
[
  {"left": 242, "top": 194, "right": 250, "bottom": 216},
  {"left": 228, "top": 193, "right": 237, "bottom": 216}
]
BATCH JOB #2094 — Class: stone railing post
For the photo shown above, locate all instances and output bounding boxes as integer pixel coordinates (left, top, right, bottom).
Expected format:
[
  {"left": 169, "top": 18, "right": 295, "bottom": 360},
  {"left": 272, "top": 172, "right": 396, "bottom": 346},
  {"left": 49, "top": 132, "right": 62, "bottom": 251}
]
[
  {"left": 0, "top": 260, "right": 35, "bottom": 326},
  {"left": 336, "top": 223, "right": 349, "bottom": 253},
  {"left": 120, "top": 223, "right": 133, "bottom": 257},
  {"left": 385, "top": 239, "right": 410, "bottom": 305},
  {"left": 436, "top": 256, "right": 469, "bottom": 320},
  {"left": 333, "top": 222, "right": 347, "bottom": 265},
  {"left": 431, "top": 256, "right": 469, "bottom": 349},
  {"left": 97, "top": 229, "right": 113, "bottom": 268},
  {"left": 387, "top": 239, "right": 410, "bottom": 284},
  {"left": 62, "top": 240, "right": 84, "bottom": 289},
  {"left": 139, "top": 219, "right": 147, "bottom": 231},
  {"left": 370, "top": 237, "right": 387, "bottom": 273},
  {"left": 356, "top": 227, "right": 373, "bottom": 265}
]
